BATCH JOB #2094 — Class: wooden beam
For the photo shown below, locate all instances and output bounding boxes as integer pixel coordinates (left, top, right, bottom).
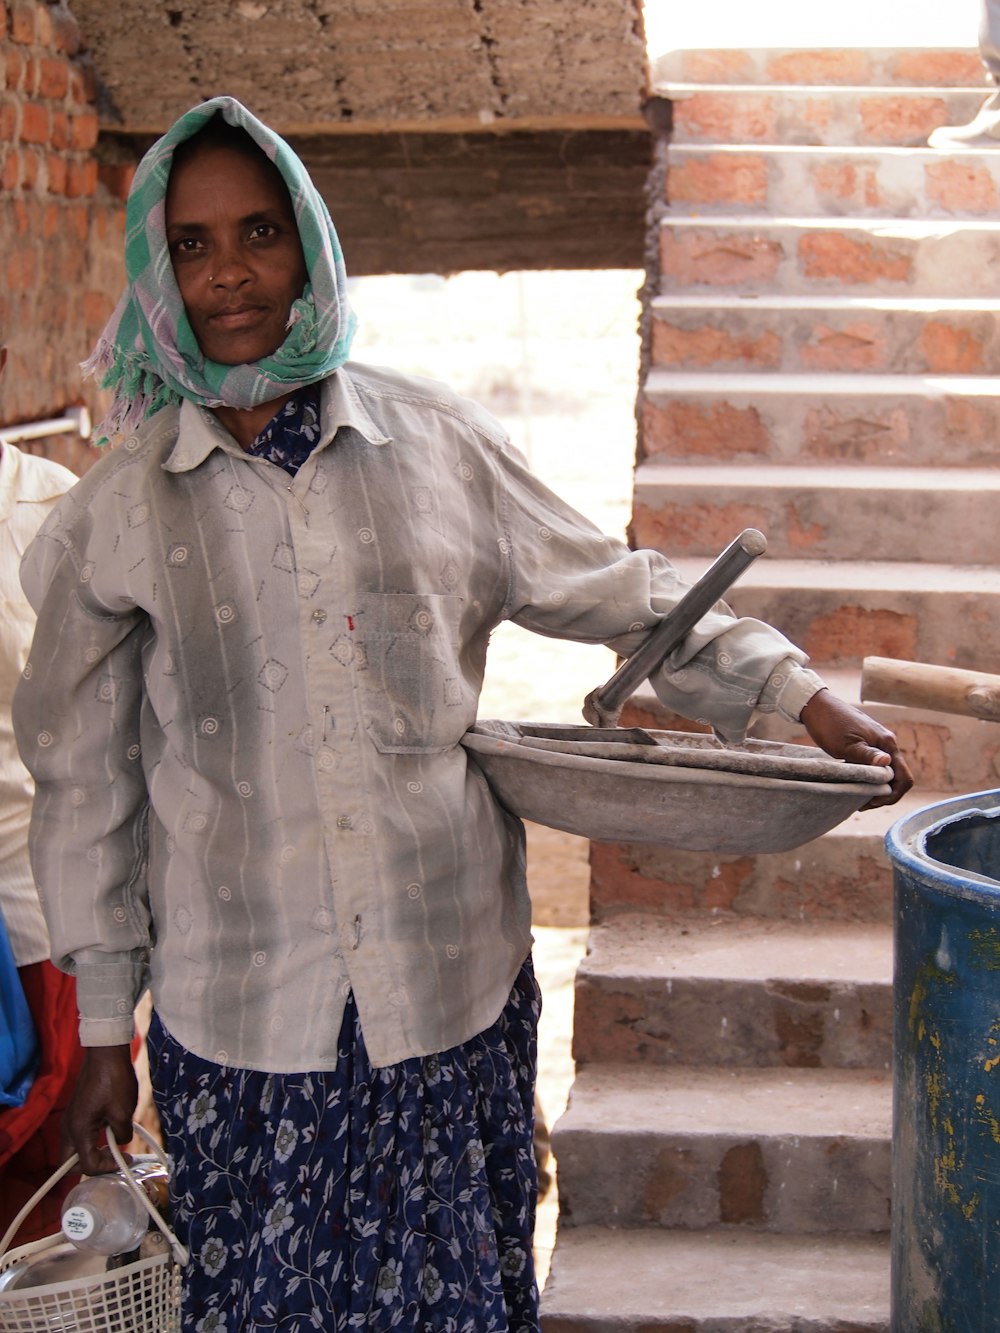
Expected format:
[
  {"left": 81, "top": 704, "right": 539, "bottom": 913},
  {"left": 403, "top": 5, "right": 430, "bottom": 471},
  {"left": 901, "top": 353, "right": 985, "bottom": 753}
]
[{"left": 292, "top": 127, "right": 651, "bottom": 274}]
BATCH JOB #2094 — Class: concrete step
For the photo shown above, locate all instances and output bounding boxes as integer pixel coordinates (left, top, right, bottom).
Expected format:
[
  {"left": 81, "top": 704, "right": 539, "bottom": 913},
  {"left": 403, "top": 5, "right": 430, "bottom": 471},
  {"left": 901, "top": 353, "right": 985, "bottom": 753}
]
[
  {"left": 658, "top": 215, "right": 1000, "bottom": 299},
  {"left": 658, "top": 554, "right": 1000, "bottom": 671},
  {"left": 651, "top": 45, "right": 985, "bottom": 90},
  {"left": 665, "top": 144, "right": 1000, "bottom": 219},
  {"left": 650, "top": 294, "right": 1000, "bottom": 375},
  {"left": 641, "top": 368, "right": 1000, "bottom": 468},
  {"left": 542, "top": 1225, "right": 890, "bottom": 1331},
  {"left": 587, "top": 785, "right": 951, "bottom": 927},
  {"left": 554, "top": 1064, "right": 891, "bottom": 1232},
  {"left": 662, "top": 83, "right": 986, "bottom": 148},
  {"left": 620, "top": 667, "right": 1000, "bottom": 804},
  {"left": 573, "top": 915, "right": 892, "bottom": 1070},
  {"left": 631, "top": 461, "right": 1000, "bottom": 565}
]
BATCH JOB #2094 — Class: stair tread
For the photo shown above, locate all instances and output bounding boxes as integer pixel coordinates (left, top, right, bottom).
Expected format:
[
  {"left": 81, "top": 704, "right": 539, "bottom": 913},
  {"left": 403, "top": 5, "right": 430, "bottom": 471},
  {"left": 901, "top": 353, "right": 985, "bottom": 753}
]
[
  {"left": 669, "top": 142, "right": 1000, "bottom": 160},
  {"left": 562, "top": 1063, "right": 891, "bottom": 1138},
  {"left": 652, "top": 45, "right": 984, "bottom": 83},
  {"left": 661, "top": 213, "right": 1000, "bottom": 233},
  {"left": 636, "top": 460, "right": 1000, "bottom": 486},
  {"left": 652, "top": 291, "right": 1000, "bottom": 312},
  {"left": 645, "top": 366, "right": 1000, "bottom": 394},
  {"left": 658, "top": 82, "right": 985, "bottom": 96},
  {"left": 543, "top": 1226, "right": 889, "bottom": 1324},
  {"left": 582, "top": 915, "right": 892, "bottom": 984}
]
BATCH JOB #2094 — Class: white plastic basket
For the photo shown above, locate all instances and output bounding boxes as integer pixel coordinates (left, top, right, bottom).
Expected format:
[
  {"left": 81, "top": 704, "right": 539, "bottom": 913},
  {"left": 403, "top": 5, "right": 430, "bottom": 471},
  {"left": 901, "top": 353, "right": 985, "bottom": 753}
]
[{"left": 0, "top": 1125, "right": 187, "bottom": 1333}]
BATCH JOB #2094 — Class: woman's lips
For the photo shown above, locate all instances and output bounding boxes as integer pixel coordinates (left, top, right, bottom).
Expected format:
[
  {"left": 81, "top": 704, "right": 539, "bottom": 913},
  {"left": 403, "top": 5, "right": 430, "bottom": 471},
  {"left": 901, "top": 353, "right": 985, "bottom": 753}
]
[{"left": 210, "top": 306, "right": 266, "bottom": 329}]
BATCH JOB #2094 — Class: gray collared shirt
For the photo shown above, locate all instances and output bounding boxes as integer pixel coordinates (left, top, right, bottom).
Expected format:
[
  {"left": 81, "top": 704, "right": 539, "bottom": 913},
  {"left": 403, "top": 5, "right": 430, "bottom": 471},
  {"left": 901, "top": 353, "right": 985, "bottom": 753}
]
[{"left": 13, "top": 362, "right": 822, "bottom": 1070}]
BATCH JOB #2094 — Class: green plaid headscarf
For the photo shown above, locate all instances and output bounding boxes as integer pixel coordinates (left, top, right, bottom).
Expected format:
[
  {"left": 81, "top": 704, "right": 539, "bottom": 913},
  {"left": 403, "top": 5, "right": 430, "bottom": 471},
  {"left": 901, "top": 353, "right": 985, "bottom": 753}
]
[{"left": 84, "top": 96, "right": 356, "bottom": 446}]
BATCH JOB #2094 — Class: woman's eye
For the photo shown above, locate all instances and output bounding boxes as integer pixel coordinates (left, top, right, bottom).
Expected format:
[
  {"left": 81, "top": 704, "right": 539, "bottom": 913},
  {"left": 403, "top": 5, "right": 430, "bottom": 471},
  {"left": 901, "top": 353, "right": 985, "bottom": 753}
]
[
  {"left": 249, "top": 223, "right": 277, "bottom": 241},
  {"left": 171, "top": 237, "right": 203, "bottom": 256}
]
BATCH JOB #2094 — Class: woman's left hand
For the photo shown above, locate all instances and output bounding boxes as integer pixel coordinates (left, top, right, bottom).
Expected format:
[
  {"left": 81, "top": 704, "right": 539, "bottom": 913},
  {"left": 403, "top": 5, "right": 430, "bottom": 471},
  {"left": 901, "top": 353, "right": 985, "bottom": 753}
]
[{"left": 799, "top": 688, "right": 913, "bottom": 809}]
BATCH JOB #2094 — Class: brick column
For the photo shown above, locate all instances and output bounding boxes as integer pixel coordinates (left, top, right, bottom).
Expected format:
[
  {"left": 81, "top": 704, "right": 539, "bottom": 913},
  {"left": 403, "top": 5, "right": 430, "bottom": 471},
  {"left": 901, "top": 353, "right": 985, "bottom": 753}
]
[{"left": 1, "top": 0, "right": 130, "bottom": 473}]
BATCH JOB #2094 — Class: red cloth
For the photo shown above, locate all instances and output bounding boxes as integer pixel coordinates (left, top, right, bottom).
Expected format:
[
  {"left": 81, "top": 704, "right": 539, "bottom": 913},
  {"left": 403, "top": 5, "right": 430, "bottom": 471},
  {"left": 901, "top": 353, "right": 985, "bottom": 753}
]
[{"left": 0, "top": 961, "right": 84, "bottom": 1247}]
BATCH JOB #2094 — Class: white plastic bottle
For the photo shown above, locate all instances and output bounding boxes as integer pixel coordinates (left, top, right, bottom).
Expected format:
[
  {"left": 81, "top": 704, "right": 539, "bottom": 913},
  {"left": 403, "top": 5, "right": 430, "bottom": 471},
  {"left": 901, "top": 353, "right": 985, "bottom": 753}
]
[{"left": 60, "top": 1164, "right": 168, "bottom": 1256}]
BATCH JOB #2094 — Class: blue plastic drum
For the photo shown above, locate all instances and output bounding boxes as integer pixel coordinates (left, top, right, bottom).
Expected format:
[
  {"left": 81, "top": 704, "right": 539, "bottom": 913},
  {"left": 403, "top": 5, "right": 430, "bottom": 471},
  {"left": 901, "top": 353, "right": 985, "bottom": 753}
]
[{"left": 886, "top": 790, "right": 1000, "bottom": 1331}]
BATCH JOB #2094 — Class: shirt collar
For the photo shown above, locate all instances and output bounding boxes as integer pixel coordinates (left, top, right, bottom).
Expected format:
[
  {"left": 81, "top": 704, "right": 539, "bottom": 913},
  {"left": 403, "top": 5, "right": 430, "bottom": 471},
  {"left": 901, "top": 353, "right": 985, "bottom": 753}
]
[
  {"left": 163, "top": 364, "right": 392, "bottom": 474},
  {"left": 320, "top": 366, "right": 392, "bottom": 449}
]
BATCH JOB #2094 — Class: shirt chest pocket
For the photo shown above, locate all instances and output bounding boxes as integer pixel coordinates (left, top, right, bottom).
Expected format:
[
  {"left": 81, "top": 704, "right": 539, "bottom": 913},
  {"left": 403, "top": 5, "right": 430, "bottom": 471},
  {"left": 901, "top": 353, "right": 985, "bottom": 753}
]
[{"left": 354, "top": 592, "right": 474, "bottom": 754}]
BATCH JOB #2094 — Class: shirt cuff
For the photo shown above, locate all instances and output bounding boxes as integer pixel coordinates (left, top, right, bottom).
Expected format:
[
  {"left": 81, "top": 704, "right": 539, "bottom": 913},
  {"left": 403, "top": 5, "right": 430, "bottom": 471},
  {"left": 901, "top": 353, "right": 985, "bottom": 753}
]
[
  {"left": 73, "top": 948, "right": 145, "bottom": 1047},
  {"left": 768, "top": 662, "right": 827, "bottom": 724},
  {"left": 79, "top": 1015, "right": 137, "bottom": 1047}
]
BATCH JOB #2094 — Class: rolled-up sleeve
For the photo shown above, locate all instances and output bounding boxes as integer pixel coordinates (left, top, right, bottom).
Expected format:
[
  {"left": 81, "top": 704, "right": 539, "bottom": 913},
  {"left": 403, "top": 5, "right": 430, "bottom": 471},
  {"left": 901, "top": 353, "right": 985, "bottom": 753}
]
[
  {"left": 13, "top": 509, "right": 151, "bottom": 1046},
  {"left": 493, "top": 440, "right": 824, "bottom": 742}
]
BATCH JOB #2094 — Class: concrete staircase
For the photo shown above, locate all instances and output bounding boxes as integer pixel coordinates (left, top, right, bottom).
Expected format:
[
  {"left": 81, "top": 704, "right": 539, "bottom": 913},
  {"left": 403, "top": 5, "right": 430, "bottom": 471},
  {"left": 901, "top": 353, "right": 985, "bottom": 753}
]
[{"left": 541, "top": 47, "right": 1000, "bottom": 1331}]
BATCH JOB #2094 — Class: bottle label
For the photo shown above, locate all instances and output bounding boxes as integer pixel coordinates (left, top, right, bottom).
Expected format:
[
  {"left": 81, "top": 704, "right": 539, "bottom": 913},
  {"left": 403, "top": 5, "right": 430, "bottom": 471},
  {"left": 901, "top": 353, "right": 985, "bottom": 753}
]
[{"left": 62, "top": 1205, "right": 97, "bottom": 1241}]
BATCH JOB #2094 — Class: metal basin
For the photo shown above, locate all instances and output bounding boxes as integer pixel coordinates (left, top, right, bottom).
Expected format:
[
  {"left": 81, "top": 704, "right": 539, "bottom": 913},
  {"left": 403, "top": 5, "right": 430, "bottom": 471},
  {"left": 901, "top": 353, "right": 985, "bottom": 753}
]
[{"left": 462, "top": 721, "right": 891, "bottom": 853}]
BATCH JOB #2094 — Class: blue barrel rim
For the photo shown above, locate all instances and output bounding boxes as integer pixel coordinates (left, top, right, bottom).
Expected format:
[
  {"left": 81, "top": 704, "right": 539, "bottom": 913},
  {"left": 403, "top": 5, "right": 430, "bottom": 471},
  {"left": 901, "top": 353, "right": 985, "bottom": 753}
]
[{"left": 885, "top": 787, "right": 1000, "bottom": 903}]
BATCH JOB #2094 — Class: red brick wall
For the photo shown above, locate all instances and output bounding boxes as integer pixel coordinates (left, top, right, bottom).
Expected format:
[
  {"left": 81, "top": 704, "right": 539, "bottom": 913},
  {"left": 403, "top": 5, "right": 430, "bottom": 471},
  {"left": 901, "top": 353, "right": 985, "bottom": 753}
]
[{"left": 0, "top": 0, "right": 130, "bottom": 474}]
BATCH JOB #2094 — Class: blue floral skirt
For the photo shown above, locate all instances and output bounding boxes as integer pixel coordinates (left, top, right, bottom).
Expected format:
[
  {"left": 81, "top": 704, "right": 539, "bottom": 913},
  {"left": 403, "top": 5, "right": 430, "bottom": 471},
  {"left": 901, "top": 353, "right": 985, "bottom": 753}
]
[{"left": 147, "top": 958, "right": 541, "bottom": 1333}]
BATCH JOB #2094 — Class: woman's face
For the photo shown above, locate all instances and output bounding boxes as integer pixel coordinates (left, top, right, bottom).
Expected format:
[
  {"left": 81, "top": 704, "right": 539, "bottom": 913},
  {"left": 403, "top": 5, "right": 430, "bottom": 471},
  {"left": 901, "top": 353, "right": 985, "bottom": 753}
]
[{"left": 165, "top": 142, "right": 308, "bottom": 366}]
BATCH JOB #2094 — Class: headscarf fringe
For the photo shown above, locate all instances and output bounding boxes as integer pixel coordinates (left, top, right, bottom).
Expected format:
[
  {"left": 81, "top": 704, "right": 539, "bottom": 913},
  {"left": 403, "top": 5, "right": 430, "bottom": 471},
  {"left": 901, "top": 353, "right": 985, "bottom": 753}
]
[{"left": 82, "top": 341, "right": 182, "bottom": 447}]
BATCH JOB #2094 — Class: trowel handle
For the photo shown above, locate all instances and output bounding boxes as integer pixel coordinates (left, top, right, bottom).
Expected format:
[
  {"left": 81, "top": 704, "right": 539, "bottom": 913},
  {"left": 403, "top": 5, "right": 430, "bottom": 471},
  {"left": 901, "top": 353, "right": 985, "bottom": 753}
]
[{"left": 582, "top": 528, "right": 767, "bottom": 728}]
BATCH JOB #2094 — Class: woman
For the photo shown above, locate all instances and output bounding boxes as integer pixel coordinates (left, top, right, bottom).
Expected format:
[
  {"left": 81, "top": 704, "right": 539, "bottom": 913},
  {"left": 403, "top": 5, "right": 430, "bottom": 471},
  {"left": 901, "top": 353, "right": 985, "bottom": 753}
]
[{"left": 14, "top": 97, "right": 911, "bottom": 1332}]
